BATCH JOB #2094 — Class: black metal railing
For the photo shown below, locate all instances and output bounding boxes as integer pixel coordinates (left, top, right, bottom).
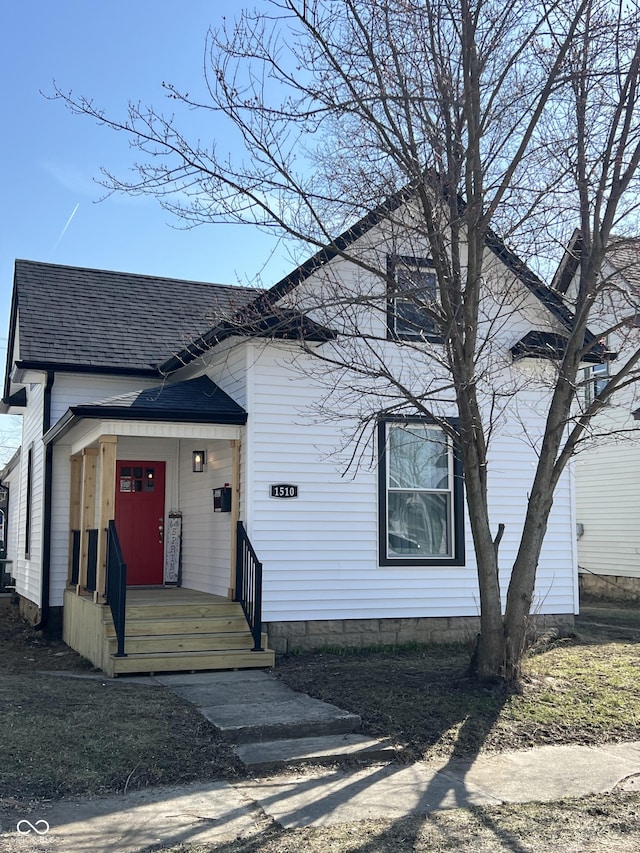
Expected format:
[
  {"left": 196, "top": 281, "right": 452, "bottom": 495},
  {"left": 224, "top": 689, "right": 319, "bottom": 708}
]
[
  {"left": 105, "top": 520, "right": 127, "bottom": 658},
  {"left": 85, "top": 529, "right": 98, "bottom": 592},
  {"left": 70, "top": 529, "right": 81, "bottom": 585},
  {"left": 235, "top": 521, "right": 263, "bottom": 651}
]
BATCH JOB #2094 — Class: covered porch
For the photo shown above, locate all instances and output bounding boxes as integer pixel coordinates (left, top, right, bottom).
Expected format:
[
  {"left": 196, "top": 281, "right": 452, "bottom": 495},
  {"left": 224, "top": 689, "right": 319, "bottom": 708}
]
[{"left": 45, "top": 375, "right": 274, "bottom": 675}]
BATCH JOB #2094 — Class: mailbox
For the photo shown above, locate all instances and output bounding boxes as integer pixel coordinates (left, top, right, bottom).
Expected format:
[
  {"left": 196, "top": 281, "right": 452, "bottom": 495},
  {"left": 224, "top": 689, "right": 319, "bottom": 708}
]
[{"left": 212, "top": 485, "right": 232, "bottom": 513}]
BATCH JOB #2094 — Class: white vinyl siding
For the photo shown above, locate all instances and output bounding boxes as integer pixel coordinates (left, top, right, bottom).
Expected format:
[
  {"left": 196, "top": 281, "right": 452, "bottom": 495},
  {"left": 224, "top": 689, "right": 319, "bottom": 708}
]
[
  {"left": 178, "top": 439, "right": 234, "bottom": 597},
  {"left": 51, "top": 374, "right": 161, "bottom": 424},
  {"left": 241, "top": 343, "right": 576, "bottom": 623},
  {"left": 205, "top": 339, "right": 251, "bottom": 524},
  {"left": 575, "top": 404, "right": 640, "bottom": 579},
  {"left": 13, "top": 384, "right": 44, "bottom": 605}
]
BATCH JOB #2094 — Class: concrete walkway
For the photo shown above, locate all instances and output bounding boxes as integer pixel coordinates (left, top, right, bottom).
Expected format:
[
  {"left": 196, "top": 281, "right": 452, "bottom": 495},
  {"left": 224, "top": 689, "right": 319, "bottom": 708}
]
[
  {"left": 153, "top": 670, "right": 399, "bottom": 768},
  {"left": 1, "top": 742, "right": 638, "bottom": 851},
  {"left": 1, "top": 670, "right": 639, "bottom": 851}
]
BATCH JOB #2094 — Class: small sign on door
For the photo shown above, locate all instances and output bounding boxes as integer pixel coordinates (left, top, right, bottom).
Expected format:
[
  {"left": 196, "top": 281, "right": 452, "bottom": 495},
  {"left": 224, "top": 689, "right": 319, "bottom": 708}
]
[{"left": 164, "top": 511, "right": 182, "bottom": 585}]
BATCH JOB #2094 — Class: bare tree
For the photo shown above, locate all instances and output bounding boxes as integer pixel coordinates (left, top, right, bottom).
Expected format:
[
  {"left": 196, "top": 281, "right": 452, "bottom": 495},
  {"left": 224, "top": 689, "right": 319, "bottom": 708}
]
[
  {"left": 52, "top": 0, "right": 640, "bottom": 681},
  {"left": 0, "top": 417, "right": 22, "bottom": 468}
]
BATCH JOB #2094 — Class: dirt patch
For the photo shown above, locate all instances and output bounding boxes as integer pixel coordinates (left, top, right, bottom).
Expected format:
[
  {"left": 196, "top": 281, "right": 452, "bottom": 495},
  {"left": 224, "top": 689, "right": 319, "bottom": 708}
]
[
  {"left": 0, "top": 673, "right": 243, "bottom": 801},
  {"left": 0, "top": 598, "right": 243, "bottom": 802},
  {"left": 0, "top": 597, "right": 95, "bottom": 673}
]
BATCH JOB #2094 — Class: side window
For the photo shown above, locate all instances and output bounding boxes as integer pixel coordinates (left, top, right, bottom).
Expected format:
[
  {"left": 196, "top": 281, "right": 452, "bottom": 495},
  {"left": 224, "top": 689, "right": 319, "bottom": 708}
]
[
  {"left": 584, "top": 361, "right": 609, "bottom": 406},
  {"left": 387, "top": 255, "right": 438, "bottom": 340},
  {"left": 378, "top": 420, "right": 464, "bottom": 566}
]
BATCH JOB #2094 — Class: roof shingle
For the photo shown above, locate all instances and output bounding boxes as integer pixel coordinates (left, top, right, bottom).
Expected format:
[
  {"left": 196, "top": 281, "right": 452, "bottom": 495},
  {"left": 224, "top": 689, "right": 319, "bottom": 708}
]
[{"left": 12, "top": 260, "right": 258, "bottom": 372}]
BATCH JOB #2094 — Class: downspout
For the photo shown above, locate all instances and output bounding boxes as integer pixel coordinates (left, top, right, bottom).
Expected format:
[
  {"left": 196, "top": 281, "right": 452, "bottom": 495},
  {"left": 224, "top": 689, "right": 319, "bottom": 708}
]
[{"left": 34, "top": 371, "right": 54, "bottom": 631}]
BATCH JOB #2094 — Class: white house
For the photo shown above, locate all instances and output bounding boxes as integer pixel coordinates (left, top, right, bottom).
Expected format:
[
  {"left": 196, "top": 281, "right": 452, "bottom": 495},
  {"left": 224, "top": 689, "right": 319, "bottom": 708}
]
[
  {"left": 1, "top": 202, "right": 584, "bottom": 675},
  {"left": 553, "top": 234, "right": 640, "bottom": 601}
]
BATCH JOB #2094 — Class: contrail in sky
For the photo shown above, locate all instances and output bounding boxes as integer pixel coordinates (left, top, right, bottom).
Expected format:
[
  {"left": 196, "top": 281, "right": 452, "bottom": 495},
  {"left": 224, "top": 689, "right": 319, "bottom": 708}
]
[{"left": 53, "top": 203, "right": 80, "bottom": 251}]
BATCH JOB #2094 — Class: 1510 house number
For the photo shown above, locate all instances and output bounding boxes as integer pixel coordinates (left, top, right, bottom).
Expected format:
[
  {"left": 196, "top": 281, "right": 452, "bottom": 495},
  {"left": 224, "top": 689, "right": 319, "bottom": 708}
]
[{"left": 270, "top": 484, "right": 299, "bottom": 498}]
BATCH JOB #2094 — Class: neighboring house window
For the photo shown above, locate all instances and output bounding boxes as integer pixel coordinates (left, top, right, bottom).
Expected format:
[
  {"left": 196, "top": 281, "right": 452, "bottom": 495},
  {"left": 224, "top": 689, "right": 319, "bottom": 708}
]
[
  {"left": 387, "top": 255, "right": 439, "bottom": 340},
  {"left": 584, "top": 361, "right": 609, "bottom": 406},
  {"left": 24, "top": 445, "right": 33, "bottom": 559},
  {"left": 378, "top": 420, "right": 464, "bottom": 566}
]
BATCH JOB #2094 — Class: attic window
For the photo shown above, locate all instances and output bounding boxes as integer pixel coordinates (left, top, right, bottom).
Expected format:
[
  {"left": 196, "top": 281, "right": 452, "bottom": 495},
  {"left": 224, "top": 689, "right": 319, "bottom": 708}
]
[{"left": 387, "top": 255, "right": 439, "bottom": 341}]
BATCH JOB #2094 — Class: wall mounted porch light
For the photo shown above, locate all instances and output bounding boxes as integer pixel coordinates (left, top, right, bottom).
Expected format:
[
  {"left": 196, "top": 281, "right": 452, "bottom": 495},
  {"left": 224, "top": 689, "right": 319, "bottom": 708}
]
[{"left": 192, "top": 450, "right": 206, "bottom": 473}]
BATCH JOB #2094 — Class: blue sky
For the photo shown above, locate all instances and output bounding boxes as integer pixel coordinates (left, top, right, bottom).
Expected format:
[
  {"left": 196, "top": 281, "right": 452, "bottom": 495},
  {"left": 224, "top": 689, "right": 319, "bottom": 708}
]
[{"left": 0, "top": 1, "right": 295, "bottom": 460}]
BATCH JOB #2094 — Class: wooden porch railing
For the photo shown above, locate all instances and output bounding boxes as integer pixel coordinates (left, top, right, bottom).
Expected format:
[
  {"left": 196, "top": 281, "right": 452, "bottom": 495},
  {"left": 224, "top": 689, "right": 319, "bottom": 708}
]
[
  {"left": 235, "top": 521, "right": 263, "bottom": 651},
  {"left": 105, "top": 520, "right": 127, "bottom": 658}
]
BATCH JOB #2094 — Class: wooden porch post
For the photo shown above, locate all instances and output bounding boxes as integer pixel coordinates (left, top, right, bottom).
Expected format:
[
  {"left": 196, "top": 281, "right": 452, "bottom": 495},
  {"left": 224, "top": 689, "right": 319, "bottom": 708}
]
[
  {"left": 95, "top": 435, "right": 117, "bottom": 602},
  {"left": 67, "top": 454, "right": 82, "bottom": 585},
  {"left": 78, "top": 448, "right": 98, "bottom": 594},
  {"left": 228, "top": 439, "right": 240, "bottom": 599}
]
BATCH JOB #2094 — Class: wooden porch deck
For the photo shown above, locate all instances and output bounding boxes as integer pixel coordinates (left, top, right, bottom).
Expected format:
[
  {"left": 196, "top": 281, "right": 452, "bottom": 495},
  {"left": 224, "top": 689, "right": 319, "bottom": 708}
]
[
  {"left": 124, "top": 587, "right": 233, "bottom": 611},
  {"left": 64, "top": 586, "right": 275, "bottom": 676}
]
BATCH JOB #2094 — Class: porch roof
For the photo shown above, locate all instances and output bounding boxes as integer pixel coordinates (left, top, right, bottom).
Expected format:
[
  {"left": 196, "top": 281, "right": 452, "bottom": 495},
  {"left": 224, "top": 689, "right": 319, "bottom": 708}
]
[{"left": 44, "top": 375, "right": 247, "bottom": 445}]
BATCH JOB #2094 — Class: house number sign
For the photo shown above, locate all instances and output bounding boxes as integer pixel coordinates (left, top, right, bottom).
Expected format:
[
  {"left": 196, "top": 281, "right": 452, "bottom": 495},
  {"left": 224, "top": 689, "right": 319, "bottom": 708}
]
[{"left": 270, "top": 484, "right": 298, "bottom": 499}]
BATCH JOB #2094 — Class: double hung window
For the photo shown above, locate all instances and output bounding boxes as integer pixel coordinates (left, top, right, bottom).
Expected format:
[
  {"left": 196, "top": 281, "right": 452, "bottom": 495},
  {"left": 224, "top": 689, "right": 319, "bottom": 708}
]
[{"left": 379, "top": 420, "right": 464, "bottom": 566}]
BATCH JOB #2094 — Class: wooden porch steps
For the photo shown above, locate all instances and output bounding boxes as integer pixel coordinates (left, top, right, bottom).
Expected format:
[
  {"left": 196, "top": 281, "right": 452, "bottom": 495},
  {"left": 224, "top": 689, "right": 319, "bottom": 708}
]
[
  {"left": 107, "top": 631, "right": 269, "bottom": 654},
  {"left": 109, "top": 648, "right": 275, "bottom": 675},
  {"left": 104, "top": 614, "right": 250, "bottom": 636},
  {"left": 102, "top": 590, "right": 275, "bottom": 676}
]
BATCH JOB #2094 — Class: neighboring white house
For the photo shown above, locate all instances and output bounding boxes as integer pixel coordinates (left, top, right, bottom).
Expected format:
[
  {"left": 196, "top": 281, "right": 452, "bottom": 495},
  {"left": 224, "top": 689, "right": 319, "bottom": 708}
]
[
  {"left": 553, "top": 234, "right": 640, "bottom": 601},
  {"left": 1, "top": 202, "right": 586, "bottom": 674}
]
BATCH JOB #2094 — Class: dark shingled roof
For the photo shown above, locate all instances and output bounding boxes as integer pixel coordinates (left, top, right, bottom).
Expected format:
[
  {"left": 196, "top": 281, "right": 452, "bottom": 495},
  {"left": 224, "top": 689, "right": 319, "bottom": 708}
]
[
  {"left": 9, "top": 259, "right": 258, "bottom": 375},
  {"left": 510, "top": 330, "right": 608, "bottom": 364},
  {"left": 44, "top": 375, "right": 247, "bottom": 444},
  {"left": 161, "top": 308, "right": 337, "bottom": 373}
]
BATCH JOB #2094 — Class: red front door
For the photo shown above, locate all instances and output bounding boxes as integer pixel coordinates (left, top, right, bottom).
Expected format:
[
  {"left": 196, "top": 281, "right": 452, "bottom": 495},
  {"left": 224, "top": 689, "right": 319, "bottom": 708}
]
[{"left": 114, "top": 461, "right": 166, "bottom": 585}]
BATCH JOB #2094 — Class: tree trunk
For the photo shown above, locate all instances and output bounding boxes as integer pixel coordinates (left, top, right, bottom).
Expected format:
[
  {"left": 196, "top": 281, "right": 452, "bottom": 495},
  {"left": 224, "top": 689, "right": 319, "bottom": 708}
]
[
  {"left": 503, "top": 483, "right": 555, "bottom": 680},
  {"left": 457, "top": 417, "right": 506, "bottom": 680}
]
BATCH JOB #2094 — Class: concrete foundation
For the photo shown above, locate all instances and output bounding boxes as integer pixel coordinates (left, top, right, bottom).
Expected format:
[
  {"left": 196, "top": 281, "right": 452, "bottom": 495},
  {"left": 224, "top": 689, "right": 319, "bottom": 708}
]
[
  {"left": 18, "top": 593, "right": 40, "bottom": 625},
  {"left": 16, "top": 594, "right": 62, "bottom": 635},
  {"left": 265, "top": 613, "right": 575, "bottom": 653},
  {"left": 579, "top": 572, "right": 640, "bottom": 602}
]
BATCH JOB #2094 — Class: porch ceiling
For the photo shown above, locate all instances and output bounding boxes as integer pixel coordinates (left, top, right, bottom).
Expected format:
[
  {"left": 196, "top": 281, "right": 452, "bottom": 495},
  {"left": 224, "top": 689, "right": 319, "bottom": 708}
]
[{"left": 66, "top": 420, "right": 242, "bottom": 455}]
